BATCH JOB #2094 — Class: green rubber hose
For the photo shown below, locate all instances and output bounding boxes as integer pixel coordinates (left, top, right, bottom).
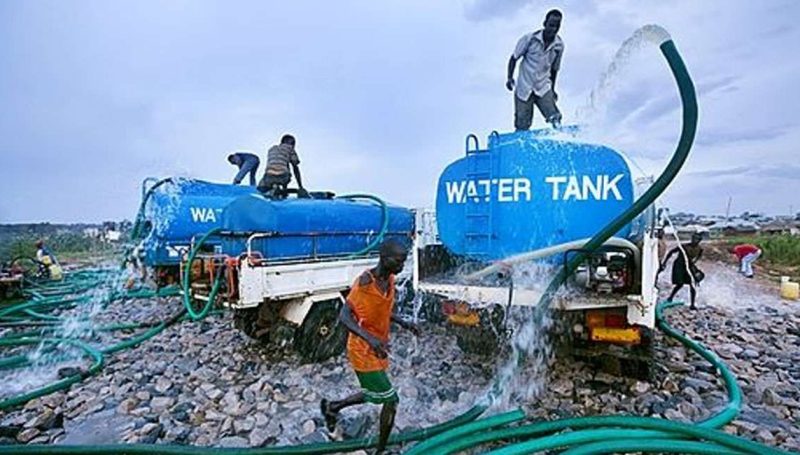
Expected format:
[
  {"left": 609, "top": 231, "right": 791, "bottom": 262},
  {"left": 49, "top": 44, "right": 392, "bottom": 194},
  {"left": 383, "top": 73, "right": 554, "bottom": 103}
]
[
  {"left": 337, "top": 193, "right": 390, "bottom": 256},
  {"left": 181, "top": 228, "right": 223, "bottom": 321}
]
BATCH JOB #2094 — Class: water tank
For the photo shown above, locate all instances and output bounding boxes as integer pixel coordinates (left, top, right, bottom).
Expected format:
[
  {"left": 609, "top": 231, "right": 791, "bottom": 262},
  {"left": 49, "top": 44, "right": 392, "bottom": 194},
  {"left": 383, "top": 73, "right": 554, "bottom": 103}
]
[
  {"left": 220, "top": 194, "right": 414, "bottom": 261},
  {"left": 436, "top": 130, "right": 635, "bottom": 261},
  {"left": 142, "top": 179, "right": 258, "bottom": 266}
]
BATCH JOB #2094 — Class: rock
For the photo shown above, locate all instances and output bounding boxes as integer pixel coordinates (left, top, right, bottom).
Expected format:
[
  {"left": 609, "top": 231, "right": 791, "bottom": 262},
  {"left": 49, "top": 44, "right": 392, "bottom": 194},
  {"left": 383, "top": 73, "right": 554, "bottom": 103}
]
[
  {"left": 763, "top": 389, "right": 783, "bottom": 406},
  {"left": 249, "top": 429, "right": 273, "bottom": 447},
  {"left": 150, "top": 397, "right": 175, "bottom": 412},
  {"left": 551, "top": 379, "right": 574, "bottom": 396},
  {"left": 163, "top": 425, "right": 191, "bottom": 444},
  {"left": 631, "top": 381, "right": 650, "bottom": 394},
  {"left": 233, "top": 417, "right": 255, "bottom": 433},
  {"left": 117, "top": 398, "right": 138, "bottom": 414},
  {"left": 741, "top": 349, "right": 760, "bottom": 360},
  {"left": 220, "top": 417, "right": 234, "bottom": 436},
  {"left": 16, "top": 428, "right": 41, "bottom": 443},
  {"left": 217, "top": 436, "right": 249, "bottom": 448},
  {"left": 342, "top": 414, "right": 371, "bottom": 440},
  {"left": 302, "top": 419, "right": 316, "bottom": 435},
  {"left": 663, "top": 409, "right": 688, "bottom": 422},
  {"left": 137, "top": 423, "right": 163, "bottom": 444},
  {"left": 171, "top": 402, "right": 194, "bottom": 423},
  {"left": 661, "top": 378, "right": 680, "bottom": 393},
  {"left": 590, "top": 372, "right": 618, "bottom": 386},
  {"left": 155, "top": 378, "right": 173, "bottom": 394},
  {"left": 24, "top": 409, "right": 63, "bottom": 431},
  {"left": 254, "top": 413, "right": 269, "bottom": 428},
  {"left": 205, "top": 409, "right": 226, "bottom": 421},
  {"left": 300, "top": 428, "right": 329, "bottom": 444},
  {"left": 718, "top": 343, "right": 744, "bottom": 359},
  {"left": 680, "top": 377, "right": 715, "bottom": 393},
  {"left": 756, "top": 429, "right": 776, "bottom": 444},
  {"left": 57, "top": 367, "right": 83, "bottom": 379},
  {"left": 130, "top": 406, "right": 151, "bottom": 417},
  {"left": 135, "top": 391, "right": 151, "bottom": 402}
]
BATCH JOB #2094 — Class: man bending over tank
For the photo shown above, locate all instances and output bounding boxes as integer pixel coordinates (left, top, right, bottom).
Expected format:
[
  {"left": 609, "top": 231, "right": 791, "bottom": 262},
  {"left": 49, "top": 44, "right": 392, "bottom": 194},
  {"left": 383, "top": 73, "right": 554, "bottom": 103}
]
[
  {"left": 257, "top": 134, "right": 307, "bottom": 198},
  {"left": 506, "top": 9, "right": 564, "bottom": 130},
  {"left": 227, "top": 151, "right": 260, "bottom": 186},
  {"left": 320, "top": 240, "right": 419, "bottom": 454}
]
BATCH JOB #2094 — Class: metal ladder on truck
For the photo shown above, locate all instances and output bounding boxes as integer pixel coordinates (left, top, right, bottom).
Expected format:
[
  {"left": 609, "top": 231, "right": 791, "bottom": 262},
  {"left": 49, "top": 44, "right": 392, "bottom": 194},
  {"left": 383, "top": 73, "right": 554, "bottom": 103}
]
[{"left": 463, "top": 134, "right": 493, "bottom": 259}]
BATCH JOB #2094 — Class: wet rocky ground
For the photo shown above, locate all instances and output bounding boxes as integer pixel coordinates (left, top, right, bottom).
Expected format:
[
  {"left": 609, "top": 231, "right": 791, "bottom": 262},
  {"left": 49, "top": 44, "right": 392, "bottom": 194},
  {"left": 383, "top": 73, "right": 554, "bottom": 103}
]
[{"left": 1, "top": 259, "right": 799, "bottom": 452}]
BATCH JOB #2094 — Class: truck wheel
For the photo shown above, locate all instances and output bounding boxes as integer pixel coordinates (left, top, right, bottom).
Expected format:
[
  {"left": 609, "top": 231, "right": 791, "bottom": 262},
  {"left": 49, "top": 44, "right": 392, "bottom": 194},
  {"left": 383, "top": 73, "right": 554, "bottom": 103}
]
[
  {"left": 234, "top": 309, "right": 262, "bottom": 340},
  {"left": 294, "top": 300, "right": 347, "bottom": 362}
]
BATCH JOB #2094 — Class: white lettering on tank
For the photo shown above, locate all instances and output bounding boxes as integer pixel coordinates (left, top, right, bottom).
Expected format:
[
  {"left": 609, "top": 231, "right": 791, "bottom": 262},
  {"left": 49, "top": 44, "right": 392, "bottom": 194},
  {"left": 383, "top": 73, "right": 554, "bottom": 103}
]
[
  {"left": 190, "top": 207, "right": 218, "bottom": 223},
  {"left": 445, "top": 181, "right": 467, "bottom": 204},
  {"left": 546, "top": 174, "right": 625, "bottom": 201},
  {"left": 603, "top": 174, "right": 623, "bottom": 200},
  {"left": 563, "top": 176, "right": 582, "bottom": 201},
  {"left": 545, "top": 176, "right": 567, "bottom": 200},
  {"left": 497, "top": 178, "right": 514, "bottom": 202},
  {"left": 513, "top": 178, "right": 531, "bottom": 202},
  {"left": 444, "top": 178, "right": 533, "bottom": 204}
]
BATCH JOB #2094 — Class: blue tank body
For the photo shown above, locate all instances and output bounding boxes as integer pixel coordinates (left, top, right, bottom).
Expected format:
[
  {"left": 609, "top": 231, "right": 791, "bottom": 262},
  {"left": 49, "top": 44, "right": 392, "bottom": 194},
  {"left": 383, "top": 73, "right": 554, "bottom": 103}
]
[
  {"left": 220, "top": 195, "right": 414, "bottom": 262},
  {"left": 139, "top": 178, "right": 414, "bottom": 266},
  {"left": 142, "top": 179, "right": 258, "bottom": 266},
  {"left": 436, "top": 130, "right": 636, "bottom": 261}
]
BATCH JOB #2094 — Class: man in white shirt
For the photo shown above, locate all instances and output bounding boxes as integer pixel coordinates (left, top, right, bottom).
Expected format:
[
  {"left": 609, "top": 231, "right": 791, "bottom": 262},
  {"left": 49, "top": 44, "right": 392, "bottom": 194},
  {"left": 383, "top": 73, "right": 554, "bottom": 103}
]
[{"left": 506, "top": 9, "right": 564, "bottom": 130}]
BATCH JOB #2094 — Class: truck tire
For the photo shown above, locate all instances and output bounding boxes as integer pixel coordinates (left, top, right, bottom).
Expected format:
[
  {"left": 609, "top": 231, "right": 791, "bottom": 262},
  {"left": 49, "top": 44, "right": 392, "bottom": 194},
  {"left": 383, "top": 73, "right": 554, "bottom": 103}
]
[
  {"left": 294, "top": 300, "right": 347, "bottom": 362},
  {"left": 233, "top": 308, "right": 263, "bottom": 340}
]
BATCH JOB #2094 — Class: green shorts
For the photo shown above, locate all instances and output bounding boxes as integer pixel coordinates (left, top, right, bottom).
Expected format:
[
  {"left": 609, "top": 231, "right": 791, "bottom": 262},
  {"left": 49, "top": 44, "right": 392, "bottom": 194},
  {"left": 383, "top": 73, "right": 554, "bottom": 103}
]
[{"left": 356, "top": 371, "right": 399, "bottom": 404}]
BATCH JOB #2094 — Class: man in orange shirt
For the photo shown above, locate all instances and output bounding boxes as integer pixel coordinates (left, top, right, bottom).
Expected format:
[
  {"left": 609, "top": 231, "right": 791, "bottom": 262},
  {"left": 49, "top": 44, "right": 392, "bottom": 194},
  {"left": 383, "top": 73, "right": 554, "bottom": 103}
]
[{"left": 320, "top": 240, "right": 419, "bottom": 453}]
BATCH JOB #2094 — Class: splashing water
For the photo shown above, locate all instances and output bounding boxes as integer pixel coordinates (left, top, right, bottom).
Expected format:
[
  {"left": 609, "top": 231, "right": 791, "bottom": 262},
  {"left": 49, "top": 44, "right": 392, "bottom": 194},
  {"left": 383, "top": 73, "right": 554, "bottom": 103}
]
[
  {"left": 574, "top": 25, "right": 671, "bottom": 126},
  {"left": 143, "top": 177, "right": 188, "bottom": 245},
  {"left": 0, "top": 268, "right": 135, "bottom": 399}
]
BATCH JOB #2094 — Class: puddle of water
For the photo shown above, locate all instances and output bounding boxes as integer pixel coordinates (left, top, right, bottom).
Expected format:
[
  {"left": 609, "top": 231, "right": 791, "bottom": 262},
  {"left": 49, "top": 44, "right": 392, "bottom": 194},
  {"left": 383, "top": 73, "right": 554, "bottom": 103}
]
[{"left": 58, "top": 409, "right": 132, "bottom": 445}]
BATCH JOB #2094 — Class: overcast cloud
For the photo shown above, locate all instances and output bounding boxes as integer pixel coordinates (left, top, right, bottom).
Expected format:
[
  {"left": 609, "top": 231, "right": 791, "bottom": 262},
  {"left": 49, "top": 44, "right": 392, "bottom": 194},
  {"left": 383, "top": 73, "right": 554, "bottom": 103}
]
[{"left": 1, "top": 0, "right": 798, "bottom": 222}]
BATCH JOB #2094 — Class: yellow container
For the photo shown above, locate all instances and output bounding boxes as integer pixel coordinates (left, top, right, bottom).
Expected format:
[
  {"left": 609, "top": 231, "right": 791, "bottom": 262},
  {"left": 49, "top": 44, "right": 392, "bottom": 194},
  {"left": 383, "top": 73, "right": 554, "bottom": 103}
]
[{"left": 781, "top": 281, "right": 799, "bottom": 300}]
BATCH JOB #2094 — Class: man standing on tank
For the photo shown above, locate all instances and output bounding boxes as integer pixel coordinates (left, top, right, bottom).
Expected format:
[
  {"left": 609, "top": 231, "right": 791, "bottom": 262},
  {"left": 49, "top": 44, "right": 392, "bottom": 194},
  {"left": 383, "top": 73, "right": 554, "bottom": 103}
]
[{"left": 506, "top": 9, "right": 564, "bottom": 130}]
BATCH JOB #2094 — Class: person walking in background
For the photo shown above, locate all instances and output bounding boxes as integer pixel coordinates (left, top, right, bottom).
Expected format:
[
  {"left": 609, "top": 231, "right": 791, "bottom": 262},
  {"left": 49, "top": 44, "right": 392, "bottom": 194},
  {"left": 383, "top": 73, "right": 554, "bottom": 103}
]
[
  {"left": 506, "top": 9, "right": 565, "bottom": 130},
  {"left": 227, "top": 151, "right": 260, "bottom": 186},
  {"left": 732, "top": 243, "right": 762, "bottom": 278},
  {"left": 659, "top": 232, "right": 704, "bottom": 310}
]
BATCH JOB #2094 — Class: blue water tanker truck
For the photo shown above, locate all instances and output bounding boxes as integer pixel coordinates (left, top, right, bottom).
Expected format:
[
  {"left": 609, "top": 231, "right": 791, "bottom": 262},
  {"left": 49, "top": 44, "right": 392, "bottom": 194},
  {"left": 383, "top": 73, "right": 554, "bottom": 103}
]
[
  {"left": 414, "top": 129, "right": 660, "bottom": 374},
  {"left": 134, "top": 177, "right": 414, "bottom": 361}
]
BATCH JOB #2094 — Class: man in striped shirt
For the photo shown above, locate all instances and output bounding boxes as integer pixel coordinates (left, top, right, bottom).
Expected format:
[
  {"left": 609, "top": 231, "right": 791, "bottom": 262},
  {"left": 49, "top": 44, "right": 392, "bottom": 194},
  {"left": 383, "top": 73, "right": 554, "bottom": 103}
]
[{"left": 257, "top": 134, "right": 306, "bottom": 198}]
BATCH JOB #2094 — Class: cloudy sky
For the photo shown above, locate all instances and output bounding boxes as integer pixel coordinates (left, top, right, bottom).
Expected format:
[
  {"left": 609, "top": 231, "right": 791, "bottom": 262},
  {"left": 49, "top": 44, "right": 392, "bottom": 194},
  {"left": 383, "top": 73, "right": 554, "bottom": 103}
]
[{"left": 1, "top": 0, "right": 798, "bottom": 223}]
